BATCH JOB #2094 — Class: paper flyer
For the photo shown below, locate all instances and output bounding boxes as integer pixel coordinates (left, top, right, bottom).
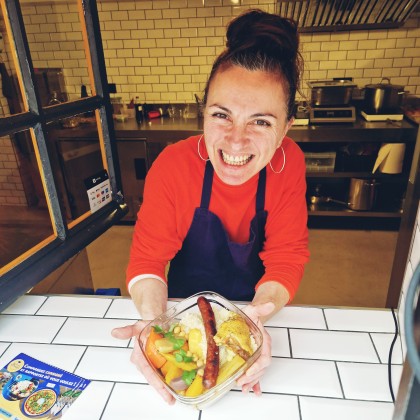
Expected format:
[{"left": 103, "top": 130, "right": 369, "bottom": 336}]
[{"left": 0, "top": 353, "right": 90, "bottom": 419}]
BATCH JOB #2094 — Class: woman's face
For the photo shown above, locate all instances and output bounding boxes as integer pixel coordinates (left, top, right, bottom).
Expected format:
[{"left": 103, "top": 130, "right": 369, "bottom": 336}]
[{"left": 203, "top": 65, "right": 293, "bottom": 186}]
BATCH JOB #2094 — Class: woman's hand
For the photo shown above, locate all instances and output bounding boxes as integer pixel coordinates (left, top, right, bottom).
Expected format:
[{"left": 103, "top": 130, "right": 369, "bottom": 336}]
[
  {"left": 236, "top": 302, "right": 274, "bottom": 395},
  {"left": 111, "top": 321, "right": 176, "bottom": 405}
]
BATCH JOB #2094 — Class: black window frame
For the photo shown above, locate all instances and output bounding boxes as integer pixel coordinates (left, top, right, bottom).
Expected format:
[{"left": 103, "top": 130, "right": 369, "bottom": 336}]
[{"left": 0, "top": 0, "right": 127, "bottom": 311}]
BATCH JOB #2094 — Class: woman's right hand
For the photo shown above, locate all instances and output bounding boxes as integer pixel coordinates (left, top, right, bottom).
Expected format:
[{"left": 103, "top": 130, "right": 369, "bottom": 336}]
[{"left": 111, "top": 321, "right": 176, "bottom": 405}]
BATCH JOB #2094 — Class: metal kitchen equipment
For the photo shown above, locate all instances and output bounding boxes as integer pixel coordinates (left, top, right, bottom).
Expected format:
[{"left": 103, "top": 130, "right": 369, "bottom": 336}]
[
  {"left": 309, "top": 178, "right": 379, "bottom": 211},
  {"left": 347, "top": 177, "right": 379, "bottom": 211},
  {"left": 34, "top": 68, "right": 68, "bottom": 107},
  {"left": 309, "top": 106, "right": 357, "bottom": 123},
  {"left": 360, "top": 110, "right": 404, "bottom": 122},
  {"left": 308, "top": 79, "right": 356, "bottom": 106},
  {"left": 308, "top": 79, "right": 357, "bottom": 123},
  {"left": 276, "top": 0, "right": 419, "bottom": 33},
  {"left": 363, "top": 78, "right": 406, "bottom": 115}
]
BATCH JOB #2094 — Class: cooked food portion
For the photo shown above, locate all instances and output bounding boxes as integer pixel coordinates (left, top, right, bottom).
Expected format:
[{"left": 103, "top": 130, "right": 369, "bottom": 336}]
[
  {"left": 9, "top": 380, "right": 36, "bottom": 399},
  {"left": 24, "top": 389, "right": 57, "bottom": 416},
  {"left": 214, "top": 313, "right": 253, "bottom": 361},
  {"left": 143, "top": 297, "right": 257, "bottom": 398}
]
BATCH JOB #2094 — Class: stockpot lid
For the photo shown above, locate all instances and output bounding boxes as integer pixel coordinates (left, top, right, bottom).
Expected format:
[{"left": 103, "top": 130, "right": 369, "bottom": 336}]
[
  {"left": 365, "top": 77, "right": 404, "bottom": 91},
  {"left": 308, "top": 79, "right": 357, "bottom": 89}
]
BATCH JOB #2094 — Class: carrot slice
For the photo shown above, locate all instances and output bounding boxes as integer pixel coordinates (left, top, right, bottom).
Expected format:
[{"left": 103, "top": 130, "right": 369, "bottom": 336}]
[{"left": 145, "top": 327, "right": 167, "bottom": 369}]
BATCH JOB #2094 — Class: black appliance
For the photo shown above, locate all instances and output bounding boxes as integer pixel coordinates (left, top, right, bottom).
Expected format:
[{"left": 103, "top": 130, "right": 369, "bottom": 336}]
[{"left": 34, "top": 67, "right": 68, "bottom": 106}]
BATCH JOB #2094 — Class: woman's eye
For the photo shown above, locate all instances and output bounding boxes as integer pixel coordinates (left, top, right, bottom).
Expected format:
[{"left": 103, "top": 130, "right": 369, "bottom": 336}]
[
  {"left": 212, "top": 112, "right": 228, "bottom": 119},
  {"left": 254, "top": 119, "right": 271, "bottom": 127}
]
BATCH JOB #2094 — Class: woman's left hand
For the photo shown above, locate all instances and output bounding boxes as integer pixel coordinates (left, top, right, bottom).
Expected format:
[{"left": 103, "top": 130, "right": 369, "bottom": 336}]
[{"left": 236, "top": 302, "right": 274, "bottom": 395}]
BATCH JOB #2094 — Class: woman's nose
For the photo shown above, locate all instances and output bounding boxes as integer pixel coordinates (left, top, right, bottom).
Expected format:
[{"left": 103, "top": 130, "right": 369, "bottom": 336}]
[{"left": 226, "top": 123, "right": 246, "bottom": 144}]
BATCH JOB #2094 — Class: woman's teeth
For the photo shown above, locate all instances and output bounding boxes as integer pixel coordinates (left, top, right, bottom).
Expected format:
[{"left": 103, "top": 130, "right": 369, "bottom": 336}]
[{"left": 221, "top": 151, "right": 253, "bottom": 166}]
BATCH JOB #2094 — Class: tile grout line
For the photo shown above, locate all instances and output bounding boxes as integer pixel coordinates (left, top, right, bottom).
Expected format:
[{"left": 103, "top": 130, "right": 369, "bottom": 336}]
[
  {"left": 0, "top": 342, "right": 12, "bottom": 358},
  {"left": 271, "top": 354, "right": 390, "bottom": 365},
  {"left": 50, "top": 316, "right": 69, "bottom": 344},
  {"left": 368, "top": 332, "right": 383, "bottom": 364},
  {"left": 236, "top": 388, "right": 395, "bottom": 404},
  {"left": 334, "top": 361, "right": 346, "bottom": 400},
  {"left": 102, "top": 298, "right": 114, "bottom": 319},
  {"left": 297, "top": 395, "right": 303, "bottom": 420},
  {"left": 34, "top": 295, "right": 49, "bottom": 315},
  {"left": 99, "top": 381, "right": 116, "bottom": 420},
  {"left": 287, "top": 328, "right": 293, "bottom": 358},
  {"left": 322, "top": 308, "right": 329, "bottom": 330},
  {"left": 267, "top": 325, "right": 397, "bottom": 333},
  {"left": 72, "top": 345, "right": 90, "bottom": 374}
]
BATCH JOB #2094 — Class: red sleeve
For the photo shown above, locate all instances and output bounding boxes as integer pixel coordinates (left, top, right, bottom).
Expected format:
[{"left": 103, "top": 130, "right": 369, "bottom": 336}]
[
  {"left": 257, "top": 137, "right": 310, "bottom": 301},
  {"left": 126, "top": 137, "right": 204, "bottom": 288}
]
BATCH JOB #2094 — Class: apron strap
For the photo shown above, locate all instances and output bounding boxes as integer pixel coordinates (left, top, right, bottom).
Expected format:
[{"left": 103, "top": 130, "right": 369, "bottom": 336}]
[
  {"left": 201, "top": 161, "right": 266, "bottom": 212},
  {"left": 256, "top": 167, "right": 266, "bottom": 212},
  {"left": 200, "top": 160, "right": 214, "bottom": 209}
]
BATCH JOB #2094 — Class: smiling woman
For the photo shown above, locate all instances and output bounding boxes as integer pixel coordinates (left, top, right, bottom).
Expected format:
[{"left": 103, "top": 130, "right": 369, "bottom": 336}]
[
  {"left": 113, "top": 8, "right": 310, "bottom": 405},
  {"left": 203, "top": 66, "right": 292, "bottom": 186}
]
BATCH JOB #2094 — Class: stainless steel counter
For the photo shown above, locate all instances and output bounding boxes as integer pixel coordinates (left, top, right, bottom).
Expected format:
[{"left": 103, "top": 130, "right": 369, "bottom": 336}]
[
  {"left": 112, "top": 115, "right": 418, "bottom": 143},
  {"left": 53, "top": 115, "right": 417, "bottom": 144}
]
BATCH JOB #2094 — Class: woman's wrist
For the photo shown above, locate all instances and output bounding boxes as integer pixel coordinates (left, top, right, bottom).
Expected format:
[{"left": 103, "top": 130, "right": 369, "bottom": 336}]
[
  {"left": 130, "top": 278, "right": 168, "bottom": 320},
  {"left": 252, "top": 281, "right": 289, "bottom": 323}
]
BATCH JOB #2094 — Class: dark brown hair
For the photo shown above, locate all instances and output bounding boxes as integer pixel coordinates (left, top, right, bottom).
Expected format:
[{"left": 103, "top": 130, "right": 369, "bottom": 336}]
[{"left": 203, "top": 9, "right": 303, "bottom": 121}]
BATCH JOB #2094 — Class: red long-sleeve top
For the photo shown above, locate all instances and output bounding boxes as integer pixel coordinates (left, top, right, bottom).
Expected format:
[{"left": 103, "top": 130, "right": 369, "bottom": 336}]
[{"left": 126, "top": 135, "right": 309, "bottom": 301}]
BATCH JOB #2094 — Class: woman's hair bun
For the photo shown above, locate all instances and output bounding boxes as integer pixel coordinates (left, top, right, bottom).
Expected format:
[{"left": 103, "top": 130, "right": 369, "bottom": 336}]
[
  {"left": 226, "top": 9, "right": 298, "bottom": 61},
  {"left": 203, "top": 9, "right": 303, "bottom": 120}
]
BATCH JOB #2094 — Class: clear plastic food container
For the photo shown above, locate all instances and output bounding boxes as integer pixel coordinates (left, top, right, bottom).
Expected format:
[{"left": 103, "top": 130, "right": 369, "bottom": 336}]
[{"left": 138, "top": 291, "right": 263, "bottom": 410}]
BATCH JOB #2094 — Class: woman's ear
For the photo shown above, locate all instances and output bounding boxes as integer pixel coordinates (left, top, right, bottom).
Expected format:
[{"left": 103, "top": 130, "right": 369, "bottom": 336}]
[
  {"left": 276, "top": 117, "right": 294, "bottom": 149},
  {"left": 285, "top": 117, "right": 295, "bottom": 133}
]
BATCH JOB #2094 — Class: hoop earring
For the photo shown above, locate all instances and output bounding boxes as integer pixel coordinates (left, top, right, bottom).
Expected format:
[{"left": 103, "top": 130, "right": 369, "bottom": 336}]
[
  {"left": 197, "top": 134, "right": 209, "bottom": 162},
  {"left": 269, "top": 146, "right": 286, "bottom": 174}
]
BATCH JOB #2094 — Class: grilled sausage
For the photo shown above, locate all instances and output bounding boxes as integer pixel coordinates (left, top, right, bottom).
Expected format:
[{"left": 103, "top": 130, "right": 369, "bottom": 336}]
[{"left": 197, "top": 296, "right": 219, "bottom": 389}]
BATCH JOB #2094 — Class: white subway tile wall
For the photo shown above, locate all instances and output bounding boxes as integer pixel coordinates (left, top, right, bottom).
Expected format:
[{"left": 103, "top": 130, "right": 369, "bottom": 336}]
[{"left": 18, "top": 0, "right": 420, "bottom": 104}]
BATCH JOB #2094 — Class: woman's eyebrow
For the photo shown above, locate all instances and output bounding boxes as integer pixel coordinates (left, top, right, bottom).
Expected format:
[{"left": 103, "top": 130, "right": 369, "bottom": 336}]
[
  {"left": 208, "top": 104, "right": 277, "bottom": 119},
  {"left": 251, "top": 112, "right": 277, "bottom": 119},
  {"left": 208, "top": 104, "right": 231, "bottom": 113}
]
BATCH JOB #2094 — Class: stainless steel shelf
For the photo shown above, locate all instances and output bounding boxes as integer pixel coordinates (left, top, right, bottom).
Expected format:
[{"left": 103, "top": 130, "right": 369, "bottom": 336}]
[{"left": 308, "top": 206, "right": 402, "bottom": 218}]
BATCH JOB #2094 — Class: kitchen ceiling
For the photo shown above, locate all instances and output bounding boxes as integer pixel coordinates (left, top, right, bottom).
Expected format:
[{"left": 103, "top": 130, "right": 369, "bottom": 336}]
[{"left": 278, "top": 0, "right": 420, "bottom": 32}]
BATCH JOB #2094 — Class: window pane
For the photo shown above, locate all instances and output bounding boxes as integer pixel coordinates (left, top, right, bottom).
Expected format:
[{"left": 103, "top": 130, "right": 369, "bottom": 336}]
[
  {"left": 0, "top": 130, "right": 54, "bottom": 268},
  {"left": 21, "top": 0, "right": 93, "bottom": 107},
  {"left": 0, "top": 10, "right": 26, "bottom": 116},
  {"left": 45, "top": 114, "right": 105, "bottom": 221}
]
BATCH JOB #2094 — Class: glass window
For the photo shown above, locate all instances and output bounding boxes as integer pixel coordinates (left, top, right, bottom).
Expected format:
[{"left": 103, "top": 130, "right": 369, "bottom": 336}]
[
  {"left": 0, "top": 9, "right": 25, "bottom": 115},
  {"left": 0, "top": 0, "right": 124, "bottom": 311},
  {"left": 45, "top": 115, "right": 104, "bottom": 221},
  {"left": 21, "top": 0, "right": 92, "bottom": 106},
  {"left": 0, "top": 129, "right": 54, "bottom": 268}
]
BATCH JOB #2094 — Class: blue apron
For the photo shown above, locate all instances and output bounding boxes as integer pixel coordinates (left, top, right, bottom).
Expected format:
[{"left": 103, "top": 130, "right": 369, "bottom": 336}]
[{"left": 168, "top": 160, "right": 267, "bottom": 301}]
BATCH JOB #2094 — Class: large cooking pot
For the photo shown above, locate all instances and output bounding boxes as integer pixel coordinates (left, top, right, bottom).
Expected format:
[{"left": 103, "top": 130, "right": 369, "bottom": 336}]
[
  {"left": 364, "top": 78, "right": 405, "bottom": 114},
  {"left": 309, "top": 178, "right": 379, "bottom": 211},
  {"left": 347, "top": 178, "right": 379, "bottom": 211}
]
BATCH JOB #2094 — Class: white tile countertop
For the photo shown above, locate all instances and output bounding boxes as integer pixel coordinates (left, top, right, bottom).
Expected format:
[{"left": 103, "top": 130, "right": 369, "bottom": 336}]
[{"left": 0, "top": 295, "right": 404, "bottom": 420}]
